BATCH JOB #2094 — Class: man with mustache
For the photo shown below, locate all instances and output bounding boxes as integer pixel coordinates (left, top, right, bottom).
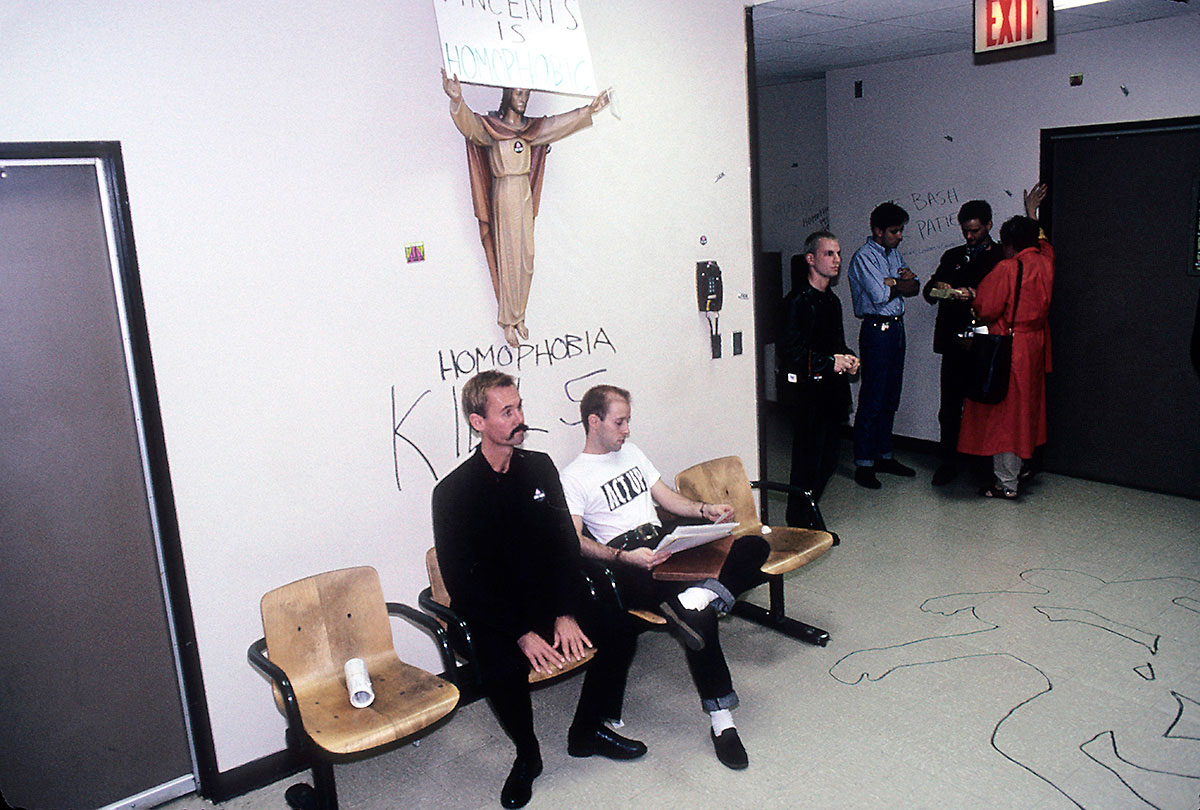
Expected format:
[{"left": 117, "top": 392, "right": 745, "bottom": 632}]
[{"left": 432, "top": 370, "right": 645, "bottom": 809}]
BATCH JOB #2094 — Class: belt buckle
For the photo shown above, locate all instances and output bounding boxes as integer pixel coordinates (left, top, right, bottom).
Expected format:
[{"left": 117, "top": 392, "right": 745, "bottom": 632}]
[
  {"left": 623, "top": 524, "right": 656, "bottom": 550},
  {"left": 880, "top": 320, "right": 890, "bottom": 331}
]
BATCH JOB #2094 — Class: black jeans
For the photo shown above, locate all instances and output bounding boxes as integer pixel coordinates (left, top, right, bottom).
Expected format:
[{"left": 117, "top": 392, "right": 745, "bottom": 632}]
[
  {"left": 938, "top": 345, "right": 972, "bottom": 462},
  {"left": 613, "top": 534, "right": 768, "bottom": 711},
  {"left": 788, "top": 400, "right": 841, "bottom": 522}
]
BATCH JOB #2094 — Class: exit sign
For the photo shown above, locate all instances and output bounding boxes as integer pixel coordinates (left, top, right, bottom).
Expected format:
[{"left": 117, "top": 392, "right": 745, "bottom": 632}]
[{"left": 975, "top": 0, "right": 1049, "bottom": 53}]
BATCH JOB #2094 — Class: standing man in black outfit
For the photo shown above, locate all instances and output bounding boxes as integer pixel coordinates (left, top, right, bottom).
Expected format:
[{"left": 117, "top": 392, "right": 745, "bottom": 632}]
[
  {"left": 777, "top": 231, "right": 860, "bottom": 524},
  {"left": 922, "top": 200, "right": 1003, "bottom": 486},
  {"left": 431, "top": 370, "right": 646, "bottom": 809}
]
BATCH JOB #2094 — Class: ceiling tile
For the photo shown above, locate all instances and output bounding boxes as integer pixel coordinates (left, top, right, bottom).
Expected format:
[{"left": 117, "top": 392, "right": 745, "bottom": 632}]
[
  {"left": 752, "top": 0, "right": 1200, "bottom": 86},
  {"left": 756, "top": 9, "right": 864, "bottom": 39}
]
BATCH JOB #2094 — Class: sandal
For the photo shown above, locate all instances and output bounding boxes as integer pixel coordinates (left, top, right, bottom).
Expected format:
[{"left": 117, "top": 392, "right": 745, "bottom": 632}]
[{"left": 979, "top": 483, "right": 1019, "bottom": 500}]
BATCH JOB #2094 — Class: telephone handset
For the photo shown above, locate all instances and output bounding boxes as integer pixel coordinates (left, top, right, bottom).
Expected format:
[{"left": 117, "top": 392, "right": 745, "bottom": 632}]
[{"left": 696, "top": 261, "right": 723, "bottom": 312}]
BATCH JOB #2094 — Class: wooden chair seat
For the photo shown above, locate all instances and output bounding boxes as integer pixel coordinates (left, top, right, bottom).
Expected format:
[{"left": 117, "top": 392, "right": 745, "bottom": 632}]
[
  {"left": 676, "top": 456, "right": 836, "bottom": 646},
  {"left": 420, "top": 548, "right": 595, "bottom": 688},
  {"left": 249, "top": 566, "right": 459, "bottom": 809},
  {"left": 283, "top": 656, "right": 460, "bottom": 755},
  {"left": 627, "top": 609, "right": 668, "bottom": 626},
  {"left": 732, "top": 525, "right": 834, "bottom": 577}
]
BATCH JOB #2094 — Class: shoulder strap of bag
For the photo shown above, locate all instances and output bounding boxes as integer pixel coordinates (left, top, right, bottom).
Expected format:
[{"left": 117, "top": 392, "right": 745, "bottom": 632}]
[{"left": 1008, "top": 259, "right": 1024, "bottom": 336}]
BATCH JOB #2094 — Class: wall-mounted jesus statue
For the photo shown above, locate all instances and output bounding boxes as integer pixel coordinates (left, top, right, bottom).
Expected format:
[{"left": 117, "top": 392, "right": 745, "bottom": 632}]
[{"left": 442, "top": 69, "right": 611, "bottom": 347}]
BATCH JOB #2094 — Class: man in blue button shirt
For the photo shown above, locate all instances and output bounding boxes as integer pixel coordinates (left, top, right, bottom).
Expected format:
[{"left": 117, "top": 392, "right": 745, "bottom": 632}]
[{"left": 846, "top": 202, "right": 920, "bottom": 489}]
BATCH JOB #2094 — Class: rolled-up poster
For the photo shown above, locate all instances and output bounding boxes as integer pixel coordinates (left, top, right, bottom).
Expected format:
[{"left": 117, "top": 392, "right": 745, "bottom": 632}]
[{"left": 344, "top": 657, "right": 374, "bottom": 708}]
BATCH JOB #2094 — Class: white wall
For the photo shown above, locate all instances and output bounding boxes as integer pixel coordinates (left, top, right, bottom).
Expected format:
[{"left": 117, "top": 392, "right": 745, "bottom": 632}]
[
  {"left": 823, "top": 14, "right": 1200, "bottom": 442},
  {"left": 5, "top": 0, "right": 759, "bottom": 772}
]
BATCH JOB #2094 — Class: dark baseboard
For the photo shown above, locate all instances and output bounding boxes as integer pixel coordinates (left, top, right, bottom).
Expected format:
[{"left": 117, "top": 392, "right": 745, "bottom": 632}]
[{"left": 201, "top": 747, "right": 309, "bottom": 803}]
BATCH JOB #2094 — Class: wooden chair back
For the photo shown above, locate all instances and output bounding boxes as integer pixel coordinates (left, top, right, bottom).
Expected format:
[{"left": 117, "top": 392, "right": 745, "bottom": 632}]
[
  {"left": 675, "top": 456, "right": 763, "bottom": 534},
  {"left": 676, "top": 456, "right": 832, "bottom": 578},
  {"left": 260, "top": 566, "right": 458, "bottom": 754},
  {"left": 425, "top": 547, "right": 452, "bottom": 610}
]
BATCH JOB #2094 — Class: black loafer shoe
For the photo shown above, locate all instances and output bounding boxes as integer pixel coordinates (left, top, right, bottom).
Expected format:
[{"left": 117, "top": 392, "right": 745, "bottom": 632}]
[
  {"left": 500, "top": 754, "right": 542, "bottom": 809},
  {"left": 711, "top": 728, "right": 749, "bottom": 770},
  {"left": 876, "top": 457, "right": 916, "bottom": 477},
  {"left": 658, "top": 599, "right": 707, "bottom": 651},
  {"left": 568, "top": 725, "right": 647, "bottom": 760},
  {"left": 854, "top": 466, "right": 882, "bottom": 489}
]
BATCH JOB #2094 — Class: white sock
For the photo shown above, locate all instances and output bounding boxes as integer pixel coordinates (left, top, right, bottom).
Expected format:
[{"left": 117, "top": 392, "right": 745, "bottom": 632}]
[
  {"left": 710, "top": 709, "right": 735, "bottom": 735},
  {"left": 605, "top": 717, "right": 624, "bottom": 729},
  {"left": 678, "top": 586, "right": 719, "bottom": 611}
]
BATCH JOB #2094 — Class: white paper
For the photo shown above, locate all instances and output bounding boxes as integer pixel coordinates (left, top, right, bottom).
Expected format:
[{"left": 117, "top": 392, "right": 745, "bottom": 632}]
[{"left": 652, "top": 523, "right": 732, "bottom": 555}]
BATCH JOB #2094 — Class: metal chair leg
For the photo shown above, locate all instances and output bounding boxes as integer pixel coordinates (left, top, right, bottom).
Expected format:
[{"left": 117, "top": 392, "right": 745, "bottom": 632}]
[{"left": 730, "top": 575, "right": 830, "bottom": 646}]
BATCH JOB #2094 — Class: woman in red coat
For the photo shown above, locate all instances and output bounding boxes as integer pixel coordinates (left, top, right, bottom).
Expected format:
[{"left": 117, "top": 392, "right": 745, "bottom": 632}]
[{"left": 958, "top": 197, "right": 1054, "bottom": 499}]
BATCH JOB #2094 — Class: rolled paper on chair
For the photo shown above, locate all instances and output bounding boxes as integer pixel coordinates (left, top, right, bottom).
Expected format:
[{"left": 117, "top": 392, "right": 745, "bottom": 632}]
[{"left": 344, "top": 657, "right": 375, "bottom": 709}]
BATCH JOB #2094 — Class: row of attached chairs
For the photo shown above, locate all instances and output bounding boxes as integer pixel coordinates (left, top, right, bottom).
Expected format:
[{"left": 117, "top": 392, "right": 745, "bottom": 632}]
[{"left": 247, "top": 457, "right": 837, "bottom": 809}]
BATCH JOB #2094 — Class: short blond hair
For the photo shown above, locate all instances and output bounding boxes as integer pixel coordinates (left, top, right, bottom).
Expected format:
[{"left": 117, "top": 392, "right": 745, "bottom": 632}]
[{"left": 461, "top": 370, "right": 517, "bottom": 421}]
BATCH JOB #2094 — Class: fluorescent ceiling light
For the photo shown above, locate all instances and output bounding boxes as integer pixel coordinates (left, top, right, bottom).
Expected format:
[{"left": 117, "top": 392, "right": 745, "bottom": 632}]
[{"left": 1053, "top": 0, "right": 1113, "bottom": 9}]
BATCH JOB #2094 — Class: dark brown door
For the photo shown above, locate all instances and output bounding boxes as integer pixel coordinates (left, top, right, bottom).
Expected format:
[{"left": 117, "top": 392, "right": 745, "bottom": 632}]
[{"left": 1041, "top": 118, "right": 1200, "bottom": 499}]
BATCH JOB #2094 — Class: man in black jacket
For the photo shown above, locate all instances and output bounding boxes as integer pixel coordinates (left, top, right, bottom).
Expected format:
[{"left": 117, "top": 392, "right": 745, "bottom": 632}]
[
  {"left": 431, "top": 370, "right": 645, "bottom": 809},
  {"left": 777, "top": 231, "right": 859, "bottom": 524},
  {"left": 922, "top": 200, "right": 1003, "bottom": 486}
]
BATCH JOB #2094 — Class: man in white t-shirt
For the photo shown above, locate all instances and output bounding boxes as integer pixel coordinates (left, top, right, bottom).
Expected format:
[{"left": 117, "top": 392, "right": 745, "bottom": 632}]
[{"left": 559, "top": 384, "right": 770, "bottom": 770}]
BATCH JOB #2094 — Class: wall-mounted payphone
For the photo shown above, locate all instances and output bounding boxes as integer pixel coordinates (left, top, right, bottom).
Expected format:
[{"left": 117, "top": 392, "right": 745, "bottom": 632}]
[
  {"left": 696, "top": 261, "right": 723, "bottom": 312},
  {"left": 697, "top": 261, "right": 723, "bottom": 357}
]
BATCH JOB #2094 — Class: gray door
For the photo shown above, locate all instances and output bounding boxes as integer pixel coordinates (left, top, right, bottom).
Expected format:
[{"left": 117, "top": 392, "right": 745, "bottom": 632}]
[{"left": 0, "top": 159, "right": 193, "bottom": 808}]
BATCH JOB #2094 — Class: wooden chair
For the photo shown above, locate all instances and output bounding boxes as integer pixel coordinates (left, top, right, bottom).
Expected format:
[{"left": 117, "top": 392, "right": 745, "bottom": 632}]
[
  {"left": 675, "top": 456, "right": 836, "bottom": 646},
  {"left": 417, "top": 548, "right": 596, "bottom": 694},
  {"left": 248, "top": 566, "right": 460, "bottom": 810}
]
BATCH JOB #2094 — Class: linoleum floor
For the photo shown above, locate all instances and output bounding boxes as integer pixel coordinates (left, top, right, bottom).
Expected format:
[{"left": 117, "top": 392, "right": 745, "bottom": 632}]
[{"left": 163, "top": 425, "right": 1200, "bottom": 810}]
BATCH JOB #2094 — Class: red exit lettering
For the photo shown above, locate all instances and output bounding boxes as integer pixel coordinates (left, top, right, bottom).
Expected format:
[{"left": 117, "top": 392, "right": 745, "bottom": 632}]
[{"left": 987, "top": 0, "right": 1036, "bottom": 47}]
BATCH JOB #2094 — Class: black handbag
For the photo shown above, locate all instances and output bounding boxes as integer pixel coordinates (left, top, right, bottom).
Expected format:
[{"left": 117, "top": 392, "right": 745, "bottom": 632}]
[{"left": 966, "top": 260, "right": 1023, "bottom": 404}]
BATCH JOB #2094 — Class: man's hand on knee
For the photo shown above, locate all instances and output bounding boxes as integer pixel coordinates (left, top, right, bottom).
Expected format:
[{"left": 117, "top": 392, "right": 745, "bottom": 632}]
[
  {"left": 553, "top": 615, "right": 593, "bottom": 662},
  {"left": 518, "top": 631, "right": 567, "bottom": 675}
]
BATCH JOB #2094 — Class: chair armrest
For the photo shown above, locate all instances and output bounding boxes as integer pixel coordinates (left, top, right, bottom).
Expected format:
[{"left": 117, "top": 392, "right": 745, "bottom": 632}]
[
  {"left": 417, "top": 588, "right": 468, "bottom": 634},
  {"left": 246, "top": 638, "right": 305, "bottom": 732},
  {"left": 388, "top": 601, "right": 457, "bottom": 680},
  {"left": 750, "top": 478, "right": 814, "bottom": 499},
  {"left": 750, "top": 479, "right": 835, "bottom": 540},
  {"left": 417, "top": 587, "right": 477, "bottom": 670}
]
